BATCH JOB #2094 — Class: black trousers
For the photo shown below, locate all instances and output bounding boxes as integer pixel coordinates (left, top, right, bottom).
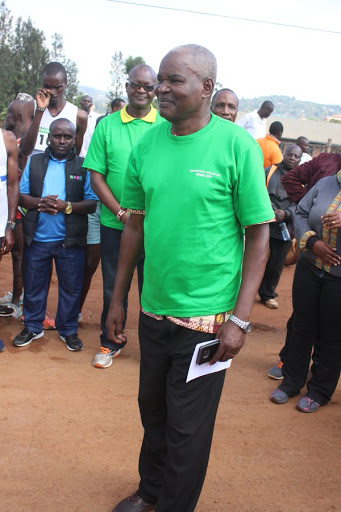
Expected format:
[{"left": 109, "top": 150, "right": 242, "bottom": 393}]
[
  {"left": 258, "top": 237, "right": 290, "bottom": 301},
  {"left": 279, "top": 312, "right": 320, "bottom": 370},
  {"left": 137, "top": 313, "right": 226, "bottom": 512},
  {"left": 279, "top": 256, "right": 341, "bottom": 405}
]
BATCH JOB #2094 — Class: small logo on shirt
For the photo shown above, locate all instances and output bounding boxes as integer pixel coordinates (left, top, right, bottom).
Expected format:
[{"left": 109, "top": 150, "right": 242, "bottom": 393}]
[
  {"left": 189, "top": 170, "right": 221, "bottom": 179},
  {"left": 70, "top": 175, "right": 83, "bottom": 180}
]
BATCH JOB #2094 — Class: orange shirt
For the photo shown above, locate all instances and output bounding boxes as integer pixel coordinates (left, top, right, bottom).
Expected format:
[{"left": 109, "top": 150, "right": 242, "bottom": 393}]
[{"left": 257, "top": 134, "right": 283, "bottom": 168}]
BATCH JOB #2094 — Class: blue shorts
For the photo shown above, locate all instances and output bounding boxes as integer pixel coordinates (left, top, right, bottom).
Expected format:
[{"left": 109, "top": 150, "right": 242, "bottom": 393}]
[{"left": 87, "top": 201, "right": 101, "bottom": 245}]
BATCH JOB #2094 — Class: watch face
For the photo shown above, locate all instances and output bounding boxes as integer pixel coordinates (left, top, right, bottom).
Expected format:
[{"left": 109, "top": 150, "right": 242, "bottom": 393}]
[{"left": 245, "top": 323, "right": 252, "bottom": 333}]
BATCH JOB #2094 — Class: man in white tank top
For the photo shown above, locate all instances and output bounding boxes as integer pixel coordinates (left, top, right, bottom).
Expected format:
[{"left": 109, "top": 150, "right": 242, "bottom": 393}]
[{"left": 20, "top": 62, "right": 88, "bottom": 157}]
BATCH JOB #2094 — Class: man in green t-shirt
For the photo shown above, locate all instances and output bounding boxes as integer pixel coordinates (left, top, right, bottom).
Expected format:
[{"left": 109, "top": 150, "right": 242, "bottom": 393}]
[
  {"left": 83, "top": 65, "right": 164, "bottom": 369},
  {"left": 107, "top": 46, "right": 274, "bottom": 512}
]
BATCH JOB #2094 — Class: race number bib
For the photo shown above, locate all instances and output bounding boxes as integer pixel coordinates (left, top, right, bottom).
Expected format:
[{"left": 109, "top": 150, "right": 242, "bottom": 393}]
[
  {"left": 0, "top": 174, "right": 7, "bottom": 191},
  {"left": 35, "top": 126, "right": 50, "bottom": 152}
]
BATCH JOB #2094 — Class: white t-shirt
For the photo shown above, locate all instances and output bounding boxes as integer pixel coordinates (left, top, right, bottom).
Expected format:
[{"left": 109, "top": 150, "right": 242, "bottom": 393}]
[
  {"left": 80, "top": 111, "right": 100, "bottom": 157},
  {"left": 0, "top": 130, "right": 8, "bottom": 237},
  {"left": 236, "top": 110, "right": 266, "bottom": 139},
  {"left": 33, "top": 101, "right": 78, "bottom": 155},
  {"left": 300, "top": 152, "right": 312, "bottom": 164}
]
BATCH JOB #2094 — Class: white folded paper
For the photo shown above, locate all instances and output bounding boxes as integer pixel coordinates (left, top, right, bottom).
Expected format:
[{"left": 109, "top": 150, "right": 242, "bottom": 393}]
[{"left": 186, "top": 339, "right": 232, "bottom": 383}]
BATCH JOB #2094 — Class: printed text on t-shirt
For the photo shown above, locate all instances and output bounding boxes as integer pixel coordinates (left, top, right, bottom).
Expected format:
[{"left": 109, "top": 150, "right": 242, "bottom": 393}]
[{"left": 189, "top": 170, "right": 221, "bottom": 179}]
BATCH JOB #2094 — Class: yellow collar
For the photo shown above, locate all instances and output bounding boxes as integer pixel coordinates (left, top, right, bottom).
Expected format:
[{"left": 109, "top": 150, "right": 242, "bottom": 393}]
[{"left": 120, "top": 104, "right": 157, "bottom": 124}]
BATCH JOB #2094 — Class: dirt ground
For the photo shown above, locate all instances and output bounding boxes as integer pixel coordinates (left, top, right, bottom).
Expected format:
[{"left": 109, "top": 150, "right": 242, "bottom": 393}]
[{"left": 0, "top": 256, "right": 340, "bottom": 512}]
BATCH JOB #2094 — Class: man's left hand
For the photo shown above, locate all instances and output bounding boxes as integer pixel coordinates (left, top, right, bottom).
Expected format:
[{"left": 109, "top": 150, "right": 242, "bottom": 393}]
[{"left": 209, "top": 320, "right": 245, "bottom": 365}]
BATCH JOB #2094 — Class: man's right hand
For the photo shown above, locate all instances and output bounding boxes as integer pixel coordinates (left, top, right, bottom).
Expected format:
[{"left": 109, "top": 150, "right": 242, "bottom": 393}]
[
  {"left": 36, "top": 89, "right": 51, "bottom": 110},
  {"left": 105, "top": 302, "right": 127, "bottom": 344},
  {"left": 312, "top": 240, "right": 341, "bottom": 266}
]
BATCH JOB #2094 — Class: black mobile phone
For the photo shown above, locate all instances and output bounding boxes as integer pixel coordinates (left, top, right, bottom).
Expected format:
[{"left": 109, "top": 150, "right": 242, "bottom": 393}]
[{"left": 196, "top": 339, "right": 220, "bottom": 365}]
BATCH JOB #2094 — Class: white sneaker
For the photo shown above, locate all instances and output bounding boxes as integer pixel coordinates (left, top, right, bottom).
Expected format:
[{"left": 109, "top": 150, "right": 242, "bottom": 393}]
[
  {"left": 93, "top": 346, "right": 121, "bottom": 368},
  {"left": 0, "top": 291, "right": 24, "bottom": 305},
  {"left": 9, "top": 303, "right": 22, "bottom": 319},
  {"left": 0, "top": 291, "right": 12, "bottom": 304}
]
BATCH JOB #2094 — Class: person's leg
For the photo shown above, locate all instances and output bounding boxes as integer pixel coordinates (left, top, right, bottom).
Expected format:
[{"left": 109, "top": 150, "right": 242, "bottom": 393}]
[
  {"left": 79, "top": 243, "right": 100, "bottom": 312},
  {"left": 11, "top": 221, "right": 24, "bottom": 306},
  {"left": 54, "top": 243, "right": 85, "bottom": 337},
  {"left": 269, "top": 312, "right": 294, "bottom": 380},
  {"left": 42, "top": 262, "right": 56, "bottom": 330},
  {"left": 99, "top": 225, "right": 129, "bottom": 351},
  {"left": 306, "top": 273, "right": 341, "bottom": 405},
  {"left": 274, "top": 310, "right": 319, "bottom": 374},
  {"left": 79, "top": 202, "right": 101, "bottom": 313},
  {"left": 279, "top": 258, "right": 320, "bottom": 396},
  {"left": 137, "top": 313, "right": 225, "bottom": 512},
  {"left": 22, "top": 242, "right": 52, "bottom": 333},
  {"left": 259, "top": 237, "right": 291, "bottom": 302},
  {"left": 137, "top": 314, "right": 171, "bottom": 505},
  {"left": 279, "top": 312, "right": 294, "bottom": 363}
]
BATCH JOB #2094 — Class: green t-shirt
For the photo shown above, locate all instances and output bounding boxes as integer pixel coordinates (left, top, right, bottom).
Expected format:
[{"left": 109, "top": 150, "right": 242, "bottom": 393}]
[
  {"left": 122, "top": 114, "right": 274, "bottom": 316},
  {"left": 83, "top": 106, "right": 164, "bottom": 230}
]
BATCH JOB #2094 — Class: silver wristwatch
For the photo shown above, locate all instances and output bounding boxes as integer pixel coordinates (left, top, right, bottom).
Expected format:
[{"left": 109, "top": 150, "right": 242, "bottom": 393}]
[{"left": 228, "top": 314, "right": 251, "bottom": 334}]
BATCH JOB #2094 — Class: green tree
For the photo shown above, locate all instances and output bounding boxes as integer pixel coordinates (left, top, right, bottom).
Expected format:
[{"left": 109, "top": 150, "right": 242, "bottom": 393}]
[
  {"left": 0, "top": 0, "right": 12, "bottom": 47},
  {"left": 125, "top": 55, "right": 145, "bottom": 74},
  {"left": 51, "top": 32, "right": 63, "bottom": 59},
  {"left": 13, "top": 17, "right": 49, "bottom": 97},
  {"left": 0, "top": 1, "right": 15, "bottom": 118},
  {"left": 0, "top": 4, "right": 49, "bottom": 119},
  {"left": 50, "top": 33, "right": 79, "bottom": 102},
  {"left": 108, "top": 51, "right": 126, "bottom": 101},
  {"left": 74, "top": 91, "right": 85, "bottom": 109}
]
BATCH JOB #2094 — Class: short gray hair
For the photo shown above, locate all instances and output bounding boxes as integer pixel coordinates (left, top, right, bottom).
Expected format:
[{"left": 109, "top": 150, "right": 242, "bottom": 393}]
[{"left": 167, "top": 44, "right": 217, "bottom": 84}]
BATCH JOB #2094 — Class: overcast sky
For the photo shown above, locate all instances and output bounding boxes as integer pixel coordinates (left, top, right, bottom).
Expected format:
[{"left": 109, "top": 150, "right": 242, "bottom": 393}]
[{"left": 7, "top": 0, "right": 341, "bottom": 105}]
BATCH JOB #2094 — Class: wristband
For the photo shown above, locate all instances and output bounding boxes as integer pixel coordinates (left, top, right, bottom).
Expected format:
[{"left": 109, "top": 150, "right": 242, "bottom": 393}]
[
  {"left": 6, "top": 221, "right": 16, "bottom": 231},
  {"left": 36, "top": 107, "right": 45, "bottom": 112},
  {"left": 116, "top": 209, "right": 126, "bottom": 222},
  {"left": 299, "top": 230, "right": 317, "bottom": 251}
]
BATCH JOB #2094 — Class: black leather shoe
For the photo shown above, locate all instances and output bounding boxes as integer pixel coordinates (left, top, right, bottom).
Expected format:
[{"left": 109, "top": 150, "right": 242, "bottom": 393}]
[{"left": 112, "top": 491, "right": 154, "bottom": 512}]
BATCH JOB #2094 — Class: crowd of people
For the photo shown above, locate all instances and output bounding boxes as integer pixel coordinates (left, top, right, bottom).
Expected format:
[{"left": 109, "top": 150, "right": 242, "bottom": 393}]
[{"left": 0, "top": 43, "right": 340, "bottom": 512}]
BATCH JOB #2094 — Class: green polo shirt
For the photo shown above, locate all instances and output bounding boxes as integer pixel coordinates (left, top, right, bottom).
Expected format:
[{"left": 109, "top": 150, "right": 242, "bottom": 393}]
[
  {"left": 121, "top": 114, "right": 274, "bottom": 316},
  {"left": 83, "top": 105, "right": 164, "bottom": 230}
]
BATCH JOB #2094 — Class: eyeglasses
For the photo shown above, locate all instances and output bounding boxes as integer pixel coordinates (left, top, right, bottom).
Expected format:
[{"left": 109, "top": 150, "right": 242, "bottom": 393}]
[{"left": 127, "top": 80, "right": 156, "bottom": 92}]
